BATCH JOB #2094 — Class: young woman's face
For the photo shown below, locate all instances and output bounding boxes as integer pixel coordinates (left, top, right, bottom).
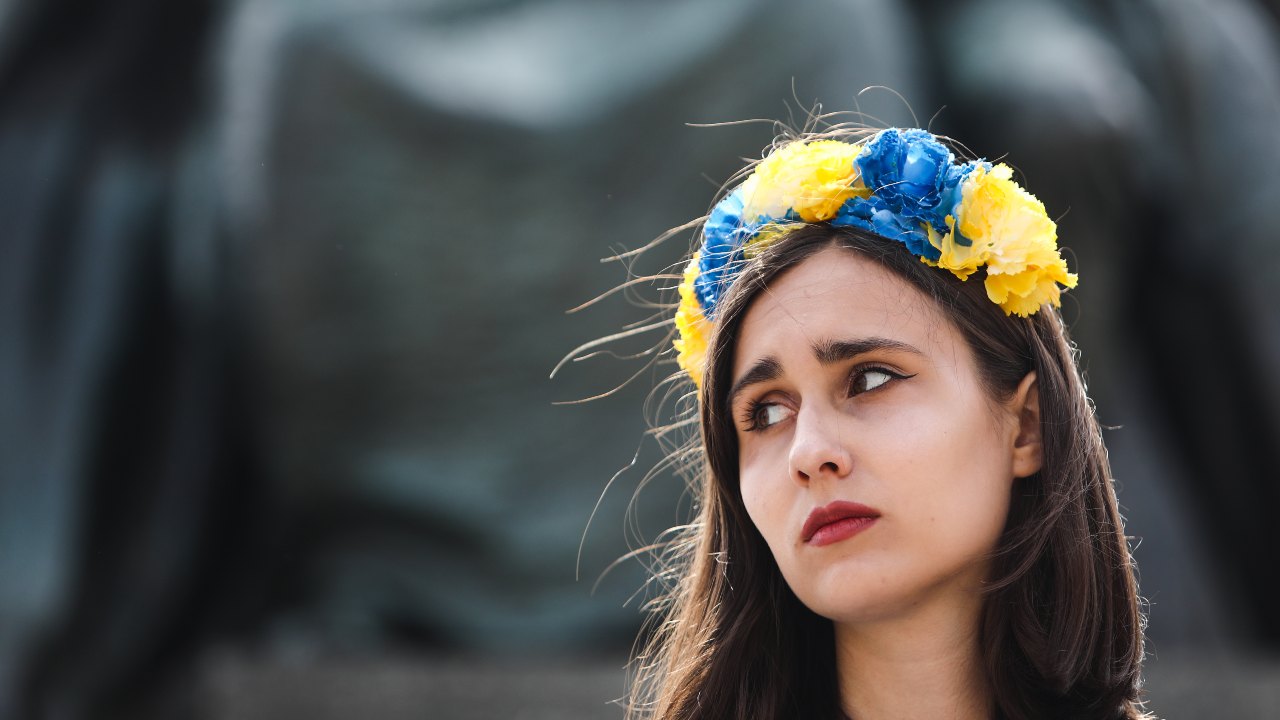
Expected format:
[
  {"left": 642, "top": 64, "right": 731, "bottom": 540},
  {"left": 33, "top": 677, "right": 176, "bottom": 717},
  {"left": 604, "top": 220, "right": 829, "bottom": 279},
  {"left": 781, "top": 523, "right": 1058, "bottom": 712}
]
[{"left": 730, "top": 246, "right": 1038, "bottom": 624}]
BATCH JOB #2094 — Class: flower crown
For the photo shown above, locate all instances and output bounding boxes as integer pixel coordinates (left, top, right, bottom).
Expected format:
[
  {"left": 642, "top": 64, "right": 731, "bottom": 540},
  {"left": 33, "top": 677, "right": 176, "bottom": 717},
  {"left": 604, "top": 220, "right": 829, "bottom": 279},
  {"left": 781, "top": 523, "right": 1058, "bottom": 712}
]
[{"left": 673, "top": 127, "right": 1078, "bottom": 387}]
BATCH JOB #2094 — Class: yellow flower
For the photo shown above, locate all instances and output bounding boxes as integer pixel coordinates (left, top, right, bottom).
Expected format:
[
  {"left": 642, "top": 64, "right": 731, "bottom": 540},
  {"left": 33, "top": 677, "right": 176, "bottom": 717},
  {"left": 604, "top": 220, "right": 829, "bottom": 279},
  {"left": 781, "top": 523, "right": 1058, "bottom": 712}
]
[
  {"left": 674, "top": 252, "right": 712, "bottom": 387},
  {"left": 985, "top": 262, "right": 1076, "bottom": 316},
  {"left": 929, "top": 221, "right": 990, "bottom": 281},
  {"left": 742, "top": 140, "right": 868, "bottom": 223},
  {"left": 945, "top": 164, "right": 1078, "bottom": 316},
  {"left": 957, "top": 165, "right": 1053, "bottom": 270}
]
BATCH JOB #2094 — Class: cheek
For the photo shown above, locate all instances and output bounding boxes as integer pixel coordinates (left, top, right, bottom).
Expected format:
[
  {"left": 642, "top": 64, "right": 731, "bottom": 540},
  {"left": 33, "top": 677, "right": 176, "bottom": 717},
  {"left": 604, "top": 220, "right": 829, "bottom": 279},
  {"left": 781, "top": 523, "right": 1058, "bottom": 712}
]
[
  {"left": 921, "top": 476, "right": 1011, "bottom": 545},
  {"left": 737, "top": 468, "right": 773, "bottom": 539},
  {"left": 906, "top": 423, "right": 1015, "bottom": 550},
  {"left": 737, "top": 449, "right": 793, "bottom": 551}
]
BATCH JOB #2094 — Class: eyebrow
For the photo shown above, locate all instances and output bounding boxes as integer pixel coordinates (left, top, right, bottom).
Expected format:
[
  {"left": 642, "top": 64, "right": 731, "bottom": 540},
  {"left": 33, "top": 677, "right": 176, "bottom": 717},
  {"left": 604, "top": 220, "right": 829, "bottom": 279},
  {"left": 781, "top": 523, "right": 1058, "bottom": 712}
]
[
  {"left": 813, "top": 337, "right": 923, "bottom": 365},
  {"left": 728, "top": 337, "right": 924, "bottom": 404}
]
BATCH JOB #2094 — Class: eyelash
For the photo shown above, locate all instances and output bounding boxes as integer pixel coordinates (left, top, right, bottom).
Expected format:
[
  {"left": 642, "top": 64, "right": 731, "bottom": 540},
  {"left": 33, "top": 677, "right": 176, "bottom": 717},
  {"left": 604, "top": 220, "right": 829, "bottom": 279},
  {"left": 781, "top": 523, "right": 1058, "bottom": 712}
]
[{"left": 739, "top": 365, "right": 911, "bottom": 432}]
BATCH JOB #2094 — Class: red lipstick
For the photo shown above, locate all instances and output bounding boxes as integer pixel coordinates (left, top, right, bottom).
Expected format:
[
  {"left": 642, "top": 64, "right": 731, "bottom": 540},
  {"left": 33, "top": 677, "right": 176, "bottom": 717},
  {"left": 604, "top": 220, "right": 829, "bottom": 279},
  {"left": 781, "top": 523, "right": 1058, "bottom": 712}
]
[{"left": 802, "top": 501, "right": 881, "bottom": 546}]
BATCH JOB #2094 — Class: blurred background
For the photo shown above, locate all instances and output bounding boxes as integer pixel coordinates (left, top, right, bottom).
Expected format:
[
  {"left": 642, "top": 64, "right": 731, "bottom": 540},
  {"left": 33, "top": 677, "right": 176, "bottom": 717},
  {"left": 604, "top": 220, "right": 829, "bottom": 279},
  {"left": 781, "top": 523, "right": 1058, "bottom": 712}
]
[{"left": 2, "top": 0, "right": 1280, "bottom": 717}]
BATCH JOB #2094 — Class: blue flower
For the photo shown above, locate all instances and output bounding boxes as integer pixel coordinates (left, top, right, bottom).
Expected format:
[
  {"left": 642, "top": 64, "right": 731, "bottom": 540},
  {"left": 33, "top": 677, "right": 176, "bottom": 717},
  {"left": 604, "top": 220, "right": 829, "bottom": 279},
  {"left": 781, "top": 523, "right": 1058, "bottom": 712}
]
[
  {"left": 696, "top": 188, "right": 757, "bottom": 316},
  {"left": 856, "top": 129, "right": 966, "bottom": 234},
  {"left": 831, "top": 195, "right": 938, "bottom": 261}
]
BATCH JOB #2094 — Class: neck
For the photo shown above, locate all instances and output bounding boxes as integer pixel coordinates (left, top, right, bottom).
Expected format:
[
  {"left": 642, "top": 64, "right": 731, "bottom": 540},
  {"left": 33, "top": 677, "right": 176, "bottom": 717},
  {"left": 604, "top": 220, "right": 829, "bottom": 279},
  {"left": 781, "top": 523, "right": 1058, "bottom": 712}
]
[{"left": 834, "top": 594, "right": 992, "bottom": 720}]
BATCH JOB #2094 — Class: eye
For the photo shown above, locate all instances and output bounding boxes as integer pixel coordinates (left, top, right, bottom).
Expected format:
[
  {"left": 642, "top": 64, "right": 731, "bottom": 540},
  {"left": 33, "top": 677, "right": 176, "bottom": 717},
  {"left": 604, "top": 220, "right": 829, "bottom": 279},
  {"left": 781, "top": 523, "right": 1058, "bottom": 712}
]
[
  {"left": 849, "top": 366, "right": 909, "bottom": 396},
  {"left": 742, "top": 400, "right": 794, "bottom": 431}
]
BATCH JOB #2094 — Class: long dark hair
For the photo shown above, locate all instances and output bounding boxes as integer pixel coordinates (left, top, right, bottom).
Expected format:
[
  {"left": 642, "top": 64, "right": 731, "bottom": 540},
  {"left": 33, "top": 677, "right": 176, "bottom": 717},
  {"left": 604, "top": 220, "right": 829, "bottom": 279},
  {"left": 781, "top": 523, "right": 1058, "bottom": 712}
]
[{"left": 626, "top": 224, "right": 1150, "bottom": 719}]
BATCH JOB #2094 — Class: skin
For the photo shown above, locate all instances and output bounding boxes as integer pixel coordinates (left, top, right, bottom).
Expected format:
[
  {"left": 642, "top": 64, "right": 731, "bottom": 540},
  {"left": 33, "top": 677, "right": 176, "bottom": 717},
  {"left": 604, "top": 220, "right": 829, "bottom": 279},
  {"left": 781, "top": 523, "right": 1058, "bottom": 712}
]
[{"left": 729, "top": 247, "right": 1042, "bottom": 719}]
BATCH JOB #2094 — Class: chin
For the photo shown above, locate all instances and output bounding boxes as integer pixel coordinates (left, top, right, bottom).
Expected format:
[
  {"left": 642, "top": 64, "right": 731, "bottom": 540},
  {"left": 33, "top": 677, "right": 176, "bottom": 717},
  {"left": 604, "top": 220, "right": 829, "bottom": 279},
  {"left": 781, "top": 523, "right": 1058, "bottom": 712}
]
[
  {"left": 800, "top": 586, "right": 915, "bottom": 626},
  {"left": 789, "top": 557, "right": 988, "bottom": 626}
]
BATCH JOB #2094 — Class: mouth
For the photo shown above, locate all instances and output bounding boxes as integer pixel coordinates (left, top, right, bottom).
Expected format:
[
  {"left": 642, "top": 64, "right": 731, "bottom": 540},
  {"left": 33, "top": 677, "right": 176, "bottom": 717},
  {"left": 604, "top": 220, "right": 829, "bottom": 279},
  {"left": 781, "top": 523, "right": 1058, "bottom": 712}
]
[{"left": 802, "top": 501, "right": 881, "bottom": 547}]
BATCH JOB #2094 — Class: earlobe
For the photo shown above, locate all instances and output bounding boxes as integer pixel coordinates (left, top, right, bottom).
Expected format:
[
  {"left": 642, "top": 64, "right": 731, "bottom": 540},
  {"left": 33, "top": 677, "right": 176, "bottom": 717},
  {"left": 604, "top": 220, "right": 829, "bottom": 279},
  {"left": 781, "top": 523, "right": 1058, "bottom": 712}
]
[{"left": 1010, "top": 372, "right": 1043, "bottom": 479}]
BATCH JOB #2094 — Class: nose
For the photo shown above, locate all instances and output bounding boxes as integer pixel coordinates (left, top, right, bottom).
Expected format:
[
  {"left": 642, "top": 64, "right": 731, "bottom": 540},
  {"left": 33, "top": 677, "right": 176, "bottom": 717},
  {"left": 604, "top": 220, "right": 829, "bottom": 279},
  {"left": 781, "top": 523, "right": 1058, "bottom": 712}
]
[{"left": 788, "top": 403, "right": 853, "bottom": 484}]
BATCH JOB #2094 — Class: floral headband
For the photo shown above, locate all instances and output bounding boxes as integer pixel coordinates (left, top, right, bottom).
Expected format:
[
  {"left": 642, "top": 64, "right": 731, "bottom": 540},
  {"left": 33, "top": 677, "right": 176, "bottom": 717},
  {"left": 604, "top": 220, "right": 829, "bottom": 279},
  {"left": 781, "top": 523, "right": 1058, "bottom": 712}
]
[{"left": 673, "top": 128, "right": 1078, "bottom": 387}]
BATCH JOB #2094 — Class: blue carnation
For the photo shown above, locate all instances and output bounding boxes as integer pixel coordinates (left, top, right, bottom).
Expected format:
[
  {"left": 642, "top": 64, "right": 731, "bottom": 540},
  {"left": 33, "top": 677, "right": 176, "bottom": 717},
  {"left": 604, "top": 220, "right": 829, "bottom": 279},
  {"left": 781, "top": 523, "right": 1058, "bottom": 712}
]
[
  {"left": 857, "top": 128, "right": 964, "bottom": 234},
  {"left": 831, "top": 195, "right": 939, "bottom": 261},
  {"left": 696, "top": 188, "right": 756, "bottom": 317}
]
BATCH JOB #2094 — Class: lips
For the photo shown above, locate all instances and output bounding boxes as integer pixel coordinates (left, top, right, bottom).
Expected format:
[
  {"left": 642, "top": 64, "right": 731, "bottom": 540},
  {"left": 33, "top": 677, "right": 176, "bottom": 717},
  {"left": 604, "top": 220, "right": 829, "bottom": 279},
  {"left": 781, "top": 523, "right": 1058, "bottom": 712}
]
[{"left": 802, "top": 501, "right": 881, "bottom": 546}]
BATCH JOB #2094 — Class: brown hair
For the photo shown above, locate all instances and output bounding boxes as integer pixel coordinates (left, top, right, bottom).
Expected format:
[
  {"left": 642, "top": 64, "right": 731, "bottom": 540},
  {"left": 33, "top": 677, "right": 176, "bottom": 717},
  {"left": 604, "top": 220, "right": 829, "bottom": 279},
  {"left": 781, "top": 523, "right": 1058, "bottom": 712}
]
[{"left": 626, "top": 224, "right": 1151, "bottom": 720}]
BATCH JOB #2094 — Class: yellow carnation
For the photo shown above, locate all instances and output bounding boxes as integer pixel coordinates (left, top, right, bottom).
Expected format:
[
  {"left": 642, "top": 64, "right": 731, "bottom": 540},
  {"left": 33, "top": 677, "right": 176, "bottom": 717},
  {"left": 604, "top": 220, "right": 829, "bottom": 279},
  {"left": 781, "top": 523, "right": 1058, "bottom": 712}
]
[
  {"left": 958, "top": 165, "right": 1054, "bottom": 271},
  {"left": 949, "top": 164, "right": 1078, "bottom": 315},
  {"left": 985, "top": 259, "right": 1077, "bottom": 316},
  {"left": 741, "top": 140, "right": 867, "bottom": 223},
  {"left": 930, "top": 220, "right": 990, "bottom": 281},
  {"left": 673, "top": 253, "right": 712, "bottom": 387}
]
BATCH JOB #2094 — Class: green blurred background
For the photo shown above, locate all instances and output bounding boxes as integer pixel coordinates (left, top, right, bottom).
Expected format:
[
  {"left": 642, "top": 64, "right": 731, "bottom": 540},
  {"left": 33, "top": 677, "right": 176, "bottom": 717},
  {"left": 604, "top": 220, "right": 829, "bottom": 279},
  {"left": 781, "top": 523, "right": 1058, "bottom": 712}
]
[{"left": 2, "top": 0, "right": 1280, "bottom": 717}]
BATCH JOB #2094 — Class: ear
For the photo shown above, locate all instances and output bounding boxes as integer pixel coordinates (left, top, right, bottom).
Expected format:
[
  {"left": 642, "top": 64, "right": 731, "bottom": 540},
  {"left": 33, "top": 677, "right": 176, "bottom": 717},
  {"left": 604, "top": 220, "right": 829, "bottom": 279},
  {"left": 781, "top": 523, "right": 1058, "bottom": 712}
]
[{"left": 1009, "top": 372, "right": 1043, "bottom": 479}]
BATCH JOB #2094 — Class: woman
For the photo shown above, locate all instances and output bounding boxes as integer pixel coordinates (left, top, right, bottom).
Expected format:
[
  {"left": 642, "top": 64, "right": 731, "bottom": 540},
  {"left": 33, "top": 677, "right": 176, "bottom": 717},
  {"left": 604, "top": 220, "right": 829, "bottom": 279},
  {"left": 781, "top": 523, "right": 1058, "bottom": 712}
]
[{"left": 625, "top": 128, "right": 1151, "bottom": 719}]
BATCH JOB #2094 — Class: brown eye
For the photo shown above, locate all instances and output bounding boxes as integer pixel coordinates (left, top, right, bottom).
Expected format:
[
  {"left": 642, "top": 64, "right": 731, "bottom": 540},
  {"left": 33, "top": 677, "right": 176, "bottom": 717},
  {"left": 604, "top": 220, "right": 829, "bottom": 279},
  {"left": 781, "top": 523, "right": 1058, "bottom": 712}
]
[
  {"left": 740, "top": 398, "right": 796, "bottom": 432},
  {"left": 849, "top": 368, "right": 903, "bottom": 396},
  {"left": 750, "top": 402, "right": 793, "bottom": 430}
]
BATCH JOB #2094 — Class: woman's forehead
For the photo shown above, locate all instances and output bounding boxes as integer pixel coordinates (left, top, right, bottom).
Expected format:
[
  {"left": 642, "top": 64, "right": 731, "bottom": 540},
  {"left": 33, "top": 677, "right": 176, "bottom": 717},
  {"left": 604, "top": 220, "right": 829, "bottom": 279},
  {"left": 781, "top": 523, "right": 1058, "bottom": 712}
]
[{"left": 733, "top": 248, "right": 958, "bottom": 371}]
